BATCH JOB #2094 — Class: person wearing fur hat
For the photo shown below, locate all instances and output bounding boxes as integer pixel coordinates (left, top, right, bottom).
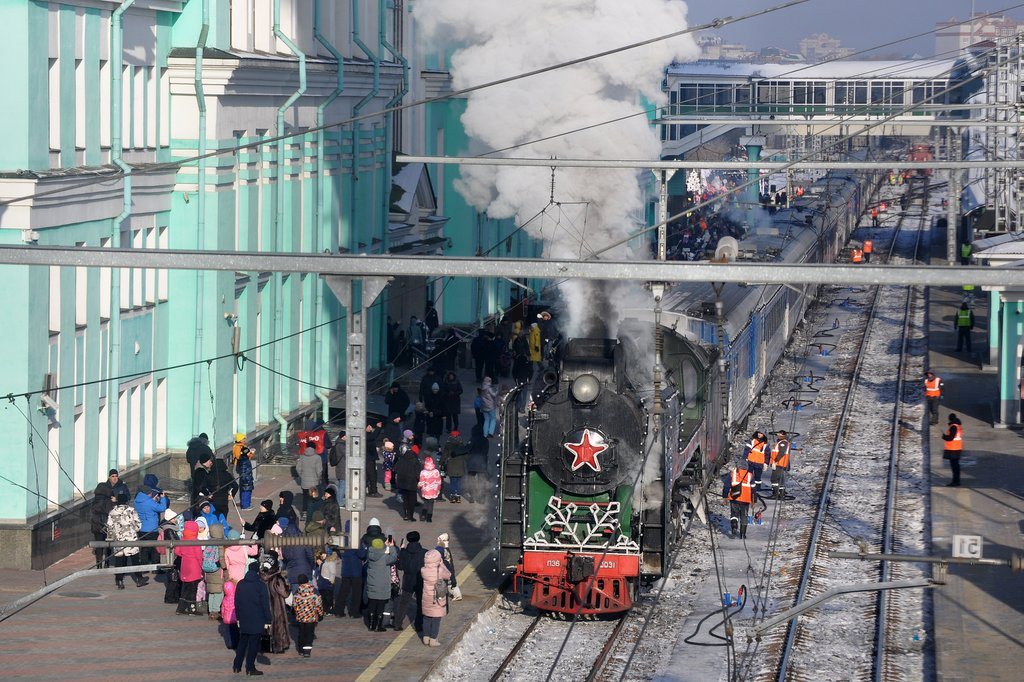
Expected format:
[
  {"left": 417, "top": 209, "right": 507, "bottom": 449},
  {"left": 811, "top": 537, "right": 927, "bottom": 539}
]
[
  {"left": 259, "top": 552, "right": 292, "bottom": 653},
  {"left": 417, "top": 457, "right": 442, "bottom": 522},
  {"left": 106, "top": 491, "right": 147, "bottom": 589},
  {"left": 174, "top": 520, "right": 204, "bottom": 613},
  {"left": 419, "top": 548, "right": 452, "bottom": 646},
  {"left": 277, "top": 490, "right": 299, "bottom": 529},
  {"left": 244, "top": 500, "right": 277, "bottom": 539}
]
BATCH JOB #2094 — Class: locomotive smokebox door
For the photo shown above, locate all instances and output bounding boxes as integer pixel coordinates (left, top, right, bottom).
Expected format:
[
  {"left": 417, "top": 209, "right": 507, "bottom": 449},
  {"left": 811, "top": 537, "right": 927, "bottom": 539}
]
[{"left": 568, "top": 554, "right": 596, "bottom": 583}]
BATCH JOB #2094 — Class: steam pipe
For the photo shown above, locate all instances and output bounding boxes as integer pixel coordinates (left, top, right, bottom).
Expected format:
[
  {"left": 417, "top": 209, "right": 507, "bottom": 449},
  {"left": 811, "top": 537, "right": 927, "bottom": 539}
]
[
  {"left": 350, "top": 0, "right": 380, "bottom": 253},
  {"left": 192, "top": 0, "right": 209, "bottom": 436},
  {"left": 272, "top": 0, "right": 307, "bottom": 444},
  {"left": 314, "top": 0, "right": 345, "bottom": 421},
  {"left": 108, "top": 0, "right": 136, "bottom": 471}
]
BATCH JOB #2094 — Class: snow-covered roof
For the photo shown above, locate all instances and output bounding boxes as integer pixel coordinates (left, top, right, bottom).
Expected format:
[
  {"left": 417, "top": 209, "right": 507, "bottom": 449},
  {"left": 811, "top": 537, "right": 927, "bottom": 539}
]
[
  {"left": 972, "top": 232, "right": 1024, "bottom": 257},
  {"left": 666, "top": 59, "right": 957, "bottom": 80}
]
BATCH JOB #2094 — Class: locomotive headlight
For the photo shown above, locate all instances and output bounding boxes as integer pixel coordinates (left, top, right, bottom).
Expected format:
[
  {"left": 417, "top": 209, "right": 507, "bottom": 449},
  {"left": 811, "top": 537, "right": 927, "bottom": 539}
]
[{"left": 571, "top": 374, "right": 601, "bottom": 403}]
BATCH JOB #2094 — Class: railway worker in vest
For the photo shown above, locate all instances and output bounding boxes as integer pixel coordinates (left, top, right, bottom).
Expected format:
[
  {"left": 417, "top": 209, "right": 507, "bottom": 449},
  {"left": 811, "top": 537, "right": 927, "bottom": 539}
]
[
  {"left": 850, "top": 246, "right": 863, "bottom": 264},
  {"left": 769, "top": 431, "right": 792, "bottom": 499},
  {"left": 954, "top": 302, "right": 975, "bottom": 353},
  {"left": 924, "top": 371, "right": 943, "bottom": 425},
  {"left": 941, "top": 413, "right": 963, "bottom": 487},
  {"left": 862, "top": 238, "right": 873, "bottom": 263},
  {"left": 745, "top": 430, "right": 769, "bottom": 490},
  {"left": 870, "top": 206, "right": 879, "bottom": 227},
  {"left": 722, "top": 461, "right": 756, "bottom": 539}
]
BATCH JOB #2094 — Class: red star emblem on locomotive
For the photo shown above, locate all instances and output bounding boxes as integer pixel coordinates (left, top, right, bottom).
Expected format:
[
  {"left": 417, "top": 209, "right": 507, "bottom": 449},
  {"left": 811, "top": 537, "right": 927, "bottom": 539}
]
[{"left": 564, "top": 429, "right": 608, "bottom": 472}]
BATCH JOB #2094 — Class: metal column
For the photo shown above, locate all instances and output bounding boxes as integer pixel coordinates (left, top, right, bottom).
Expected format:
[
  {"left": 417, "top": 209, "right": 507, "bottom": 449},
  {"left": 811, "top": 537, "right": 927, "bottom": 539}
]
[
  {"left": 947, "top": 128, "right": 961, "bottom": 265},
  {"left": 322, "top": 276, "right": 390, "bottom": 548}
]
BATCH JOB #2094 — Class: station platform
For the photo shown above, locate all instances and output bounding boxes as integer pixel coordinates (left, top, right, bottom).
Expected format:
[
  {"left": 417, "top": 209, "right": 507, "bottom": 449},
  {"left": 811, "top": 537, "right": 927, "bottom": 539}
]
[
  {"left": 927, "top": 270, "right": 1024, "bottom": 679},
  {"left": 0, "top": 363, "right": 503, "bottom": 681}
]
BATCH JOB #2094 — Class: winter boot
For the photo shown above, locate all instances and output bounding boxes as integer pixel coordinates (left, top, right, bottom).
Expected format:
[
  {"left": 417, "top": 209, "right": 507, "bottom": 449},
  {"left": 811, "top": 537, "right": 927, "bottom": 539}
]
[
  {"left": 422, "top": 636, "right": 432, "bottom": 647},
  {"left": 115, "top": 577, "right": 125, "bottom": 590},
  {"left": 428, "top": 638, "right": 440, "bottom": 647},
  {"left": 730, "top": 518, "right": 739, "bottom": 537}
]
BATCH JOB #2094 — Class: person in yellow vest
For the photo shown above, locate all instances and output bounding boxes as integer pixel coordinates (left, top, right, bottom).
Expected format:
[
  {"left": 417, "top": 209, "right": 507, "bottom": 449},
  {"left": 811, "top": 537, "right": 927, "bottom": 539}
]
[
  {"left": 851, "top": 247, "right": 863, "bottom": 264},
  {"left": 862, "top": 238, "right": 873, "bottom": 263},
  {"left": 745, "top": 430, "right": 769, "bottom": 490},
  {"left": 954, "top": 302, "right": 974, "bottom": 353},
  {"left": 924, "top": 371, "right": 943, "bottom": 425},
  {"left": 528, "top": 322, "right": 542, "bottom": 367},
  {"left": 941, "top": 413, "right": 962, "bottom": 487},
  {"left": 960, "top": 242, "right": 972, "bottom": 265},
  {"left": 768, "top": 431, "right": 792, "bottom": 499},
  {"left": 721, "top": 461, "right": 756, "bottom": 539}
]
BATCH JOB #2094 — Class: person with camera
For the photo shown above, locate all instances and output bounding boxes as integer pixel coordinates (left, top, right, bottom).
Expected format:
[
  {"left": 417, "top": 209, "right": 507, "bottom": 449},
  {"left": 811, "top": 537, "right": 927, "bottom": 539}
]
[{"left": 134, "top": 474, "right": 169, "bottom": 570}]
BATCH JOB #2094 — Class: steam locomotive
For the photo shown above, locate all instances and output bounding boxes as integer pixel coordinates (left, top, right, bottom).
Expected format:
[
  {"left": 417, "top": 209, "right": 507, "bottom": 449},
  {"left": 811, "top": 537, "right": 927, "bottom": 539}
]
[{"left": 497, "top": 171, "right": 864, "bottom": 615}]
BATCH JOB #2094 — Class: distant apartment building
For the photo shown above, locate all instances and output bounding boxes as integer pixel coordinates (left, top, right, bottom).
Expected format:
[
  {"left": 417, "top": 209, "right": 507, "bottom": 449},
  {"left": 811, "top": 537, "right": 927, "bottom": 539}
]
[
  {"left": 799, "top": 34, "right": 855, "bottom": 63},
  {"left": 936, "top": 14, "right": 1024, "bottom": 54},
  {"left": 697, "top": 35, "right": 756, "bottom": 62}
]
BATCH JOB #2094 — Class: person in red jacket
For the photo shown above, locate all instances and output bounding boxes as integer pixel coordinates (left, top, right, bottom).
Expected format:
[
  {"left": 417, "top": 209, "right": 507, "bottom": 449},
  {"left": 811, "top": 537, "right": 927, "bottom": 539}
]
[{"left": 174, "top": 520, "right": 205, "bottom": 614}]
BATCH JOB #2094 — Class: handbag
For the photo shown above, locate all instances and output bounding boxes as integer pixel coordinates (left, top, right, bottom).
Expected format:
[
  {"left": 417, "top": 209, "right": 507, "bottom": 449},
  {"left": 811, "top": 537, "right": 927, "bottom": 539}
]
[{"left": 259, "top": 632, "right": 272, "bottom": 653}]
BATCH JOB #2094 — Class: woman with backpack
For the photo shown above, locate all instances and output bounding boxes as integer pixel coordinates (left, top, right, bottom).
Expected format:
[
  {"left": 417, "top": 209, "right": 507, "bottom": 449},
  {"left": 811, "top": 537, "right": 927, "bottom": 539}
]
[{"left": 419, "top": 548, "right": 452, "bottom": 647}]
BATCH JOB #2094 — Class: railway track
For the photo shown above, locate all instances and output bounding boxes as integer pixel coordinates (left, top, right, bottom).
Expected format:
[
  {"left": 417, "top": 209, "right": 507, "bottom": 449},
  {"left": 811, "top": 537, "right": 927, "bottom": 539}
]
[
  {"left": 770, "top": 184, "right": 928, "bottom": 681},
  {"left": 487, "top": 613, "right": 627, "bottom": 682}
]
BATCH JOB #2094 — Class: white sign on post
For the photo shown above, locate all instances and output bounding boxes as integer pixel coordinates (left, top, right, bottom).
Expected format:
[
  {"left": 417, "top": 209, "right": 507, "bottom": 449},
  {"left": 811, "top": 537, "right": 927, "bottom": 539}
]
[{"left": 952, "top": 534, "right": 983, "bottom": 559}]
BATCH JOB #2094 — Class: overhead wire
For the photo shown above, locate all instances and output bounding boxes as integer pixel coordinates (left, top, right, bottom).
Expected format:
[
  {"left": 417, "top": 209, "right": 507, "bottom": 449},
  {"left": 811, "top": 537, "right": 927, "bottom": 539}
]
[{"left": 0, "top": 0, "right": 813, "bottom": 210}]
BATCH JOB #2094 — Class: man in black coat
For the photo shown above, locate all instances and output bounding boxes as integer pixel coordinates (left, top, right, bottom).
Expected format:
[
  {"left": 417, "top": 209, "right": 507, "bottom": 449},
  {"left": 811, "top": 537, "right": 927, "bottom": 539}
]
[
  {"left": 233, "top": 563, "right": 272, "bottom": 675},
  {"left": 191, "top": 453, "right": 213, "bottom": 512},
  {"left": 209, "top": 458, "right": 239, "bottom": 518},
  {"left": 90, "top": 469, "right": 126, "bottom": 568},
  {"left": 384, "top": 382, "right": 411, "bottom": 419},
  {"left": 365, "top": 420, "right": 384, "bottom": 497},
  {"left": 395, "top": 531, "right": 426, "bottom": 632},
  {"left": 393, "top": 447, "right": 422, "bottom": 522}
]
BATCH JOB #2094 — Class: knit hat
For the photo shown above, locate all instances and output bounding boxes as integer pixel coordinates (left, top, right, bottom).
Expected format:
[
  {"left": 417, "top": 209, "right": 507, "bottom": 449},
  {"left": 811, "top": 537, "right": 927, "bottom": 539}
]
[
  {"left": 228, "top": 529, "right": 241, "bottom": 540},
  {"left": 235, "top": 432, "right": 246, "bottom": 442},
  {"left": 437, "top": 532, "right": 450, "bottom": 544},
  {"left": 163, "top": 508, "right": 176, "bottom": 521},
  {"left": 109, "top": 469, "right": 119, "bottom": 476},
  {"left": 406, "top": 531, "right": 420, "bottom": 542},
  {"left": 199, "top": 453, "right": 212, "bottom": 464},
  {"left": 183, "top": 521, "right": 199, "bottom": 540},
  {"left": 368, "top": 517, "right": 381, "bottom": 527},
  {"left": 371, "top": 538, "right": 385, "bottom": 549},
  {"left": 143, "top": 474, "right": 159, "bottom": 488},
  {"left": 260, "top": 499, "right": 274, "bottom": 512},
  {"left": 450, "top": 430, "right": 460, "bottom": 438},
  {"left": 431, "top": 383, "right": 440, "bottom": 391},
  {"left": 116, "top": 492, "right": 129, "bottom": 505},
  {"left": 403, "top": 429, "right": 414, "bottom": 440},
  {"left": 276, "top": 517, "right": 289, "bottom": 530}
]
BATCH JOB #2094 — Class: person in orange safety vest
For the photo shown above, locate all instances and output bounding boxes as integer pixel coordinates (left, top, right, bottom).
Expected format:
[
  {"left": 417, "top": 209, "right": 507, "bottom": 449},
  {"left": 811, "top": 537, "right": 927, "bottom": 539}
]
[
  {"left": 722, "top": 461, "right": 756, "bottom": 539},
  {"left": 941, "top": 413, "right": 963, "bottom": 487},
  {"left": 769, "top": 431, "right": 792, "bottom": 499},
  {"left": 871, "top": 206, "right": 879, "bottom": 227},
  {"left": 851, "top": 247, "right": 863, "bottom": 263},
  {"left": 924, "top": 371, "right": 943, "bottom": 425},
  {"left": 863, "top": 239, "right": 873, "bottom": 263},
  {"left": 745, "top": 430, "right": 769, "bottom": 490}
]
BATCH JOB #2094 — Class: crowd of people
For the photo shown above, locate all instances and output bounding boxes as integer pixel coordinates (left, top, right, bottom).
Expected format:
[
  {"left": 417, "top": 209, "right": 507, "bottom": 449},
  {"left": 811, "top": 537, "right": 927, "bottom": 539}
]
[{"left": 91, "top": 431, "right": 465, "bottom": 675}]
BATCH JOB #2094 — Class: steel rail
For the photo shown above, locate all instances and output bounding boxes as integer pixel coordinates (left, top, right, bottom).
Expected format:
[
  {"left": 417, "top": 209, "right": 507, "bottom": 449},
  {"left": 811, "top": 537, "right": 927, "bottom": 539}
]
[
  {"left": 585, "top": 615, "right": 628, "bottom": 682},
  {"left": 0, "top": 246, "right": 1016, "bottom": 289},
  {"left": 776, "top": 201, "right": 914, "bottom": 680},
  {"left": 873, "top": 194, "right": 925, "bottom": 682},
  {"left": 489, "top": 614, "right": 543, "bottom": 682}
]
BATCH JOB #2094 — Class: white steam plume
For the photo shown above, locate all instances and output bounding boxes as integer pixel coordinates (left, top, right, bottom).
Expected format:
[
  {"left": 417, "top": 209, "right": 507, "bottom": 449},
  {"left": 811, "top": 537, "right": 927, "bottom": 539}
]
[{"left": 417, "top": 0, "right": 699, "bottom": 336}]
